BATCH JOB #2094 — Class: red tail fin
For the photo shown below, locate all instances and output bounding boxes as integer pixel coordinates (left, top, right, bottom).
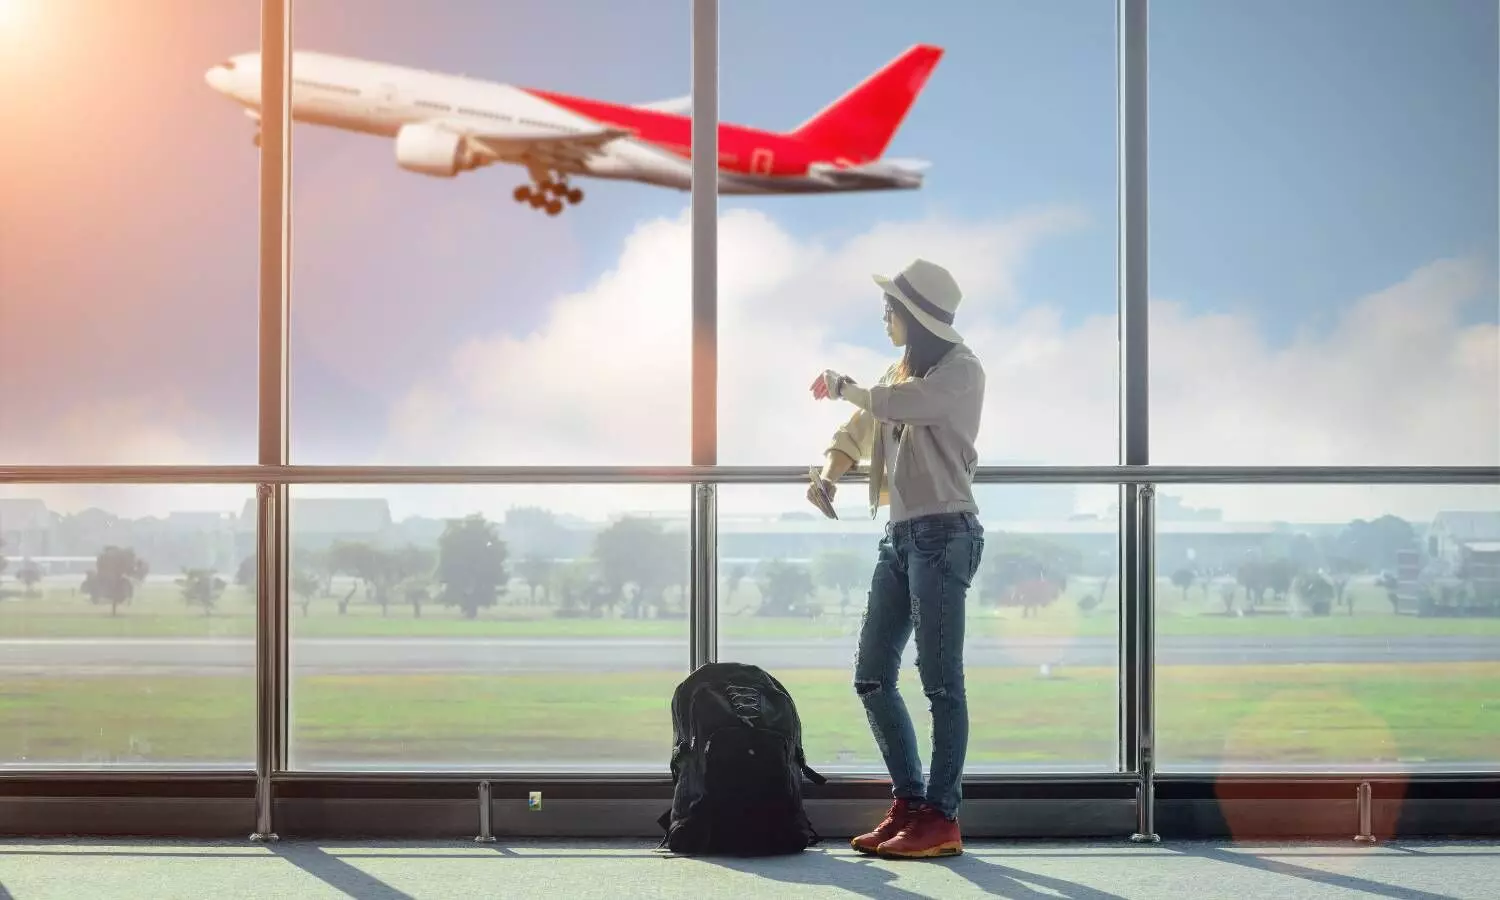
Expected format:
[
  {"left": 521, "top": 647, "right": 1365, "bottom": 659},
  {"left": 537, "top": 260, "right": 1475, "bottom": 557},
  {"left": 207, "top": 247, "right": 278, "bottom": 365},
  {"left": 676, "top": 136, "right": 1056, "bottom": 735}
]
[{"left": 791, "top": 44, "right": 943, "bottom": 162}]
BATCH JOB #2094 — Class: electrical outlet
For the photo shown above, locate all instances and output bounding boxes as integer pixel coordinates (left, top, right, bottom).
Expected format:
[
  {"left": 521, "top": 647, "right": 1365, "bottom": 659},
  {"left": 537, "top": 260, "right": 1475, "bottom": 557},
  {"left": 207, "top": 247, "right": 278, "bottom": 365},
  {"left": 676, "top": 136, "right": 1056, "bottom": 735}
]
[{"left": 528, "top": 791, "right": 543, "bottom": 811}]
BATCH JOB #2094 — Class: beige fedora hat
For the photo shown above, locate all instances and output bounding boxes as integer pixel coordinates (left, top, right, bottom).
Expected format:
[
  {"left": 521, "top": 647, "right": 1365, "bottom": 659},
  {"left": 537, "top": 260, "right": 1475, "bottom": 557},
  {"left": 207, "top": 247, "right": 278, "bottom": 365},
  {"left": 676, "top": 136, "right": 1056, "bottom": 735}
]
[{"left": 872, "top": 258, "right": 964, "bottom": 344}]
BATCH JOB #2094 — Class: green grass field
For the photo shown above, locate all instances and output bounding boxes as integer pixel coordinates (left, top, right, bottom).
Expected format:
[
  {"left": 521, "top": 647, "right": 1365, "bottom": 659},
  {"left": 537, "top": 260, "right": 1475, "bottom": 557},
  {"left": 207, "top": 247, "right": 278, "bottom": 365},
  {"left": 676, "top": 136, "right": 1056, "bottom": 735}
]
[
  {"left": 3, "top": 663, "right": 1495, "bottom": 769},
  {"left": 4, "top": 575, "right": 1495, "bottom": 770},
  {"left": 2, "top": 579, "right": 1495, "bottom": 640}
]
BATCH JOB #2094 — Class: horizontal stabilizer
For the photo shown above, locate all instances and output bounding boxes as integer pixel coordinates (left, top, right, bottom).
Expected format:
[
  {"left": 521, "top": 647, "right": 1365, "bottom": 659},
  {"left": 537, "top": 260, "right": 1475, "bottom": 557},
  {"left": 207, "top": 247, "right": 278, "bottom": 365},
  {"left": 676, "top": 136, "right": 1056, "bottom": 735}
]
[
  {"left": 808, "top": 158, "right": 929, "bottom": 189},
  {"left": 635, "top": 95, "right": 691, "bottom": 114}
]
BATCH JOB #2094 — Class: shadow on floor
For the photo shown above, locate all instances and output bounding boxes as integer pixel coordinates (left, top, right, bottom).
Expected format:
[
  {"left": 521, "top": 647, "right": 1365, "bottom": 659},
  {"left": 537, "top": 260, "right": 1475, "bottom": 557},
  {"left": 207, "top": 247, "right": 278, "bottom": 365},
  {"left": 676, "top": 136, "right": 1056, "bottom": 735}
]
[
  {"left": 1169, "top": 845, "right": 1457, "bottom": 900},
  {"left": 270, "top": 844, "right": 416, "bottom": 900},
  {"left": 699, "top": 849, "right": 1129, "bottom": 900}
]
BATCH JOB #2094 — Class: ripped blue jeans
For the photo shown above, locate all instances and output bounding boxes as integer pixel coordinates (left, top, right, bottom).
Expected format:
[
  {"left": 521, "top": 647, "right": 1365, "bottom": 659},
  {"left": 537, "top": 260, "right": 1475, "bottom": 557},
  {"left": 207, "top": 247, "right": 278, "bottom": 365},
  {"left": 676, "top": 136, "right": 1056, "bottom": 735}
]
[{"left": 854, "top": 512, "right": 984, "bottom": 821}]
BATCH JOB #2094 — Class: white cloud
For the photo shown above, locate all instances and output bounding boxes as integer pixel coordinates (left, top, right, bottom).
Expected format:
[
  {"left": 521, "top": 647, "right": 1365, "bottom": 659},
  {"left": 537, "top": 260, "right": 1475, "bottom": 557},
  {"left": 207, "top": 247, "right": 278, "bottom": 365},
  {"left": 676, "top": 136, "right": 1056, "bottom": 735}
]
[
  {"left": 368, "top": 206, "right": 1496, "bottom": 522},
  {"left": 8, "top": 206, "right": 1497, "bottom": 524},
  {"left": 0, "top": 396, "right": 252, "bottom": 519}
]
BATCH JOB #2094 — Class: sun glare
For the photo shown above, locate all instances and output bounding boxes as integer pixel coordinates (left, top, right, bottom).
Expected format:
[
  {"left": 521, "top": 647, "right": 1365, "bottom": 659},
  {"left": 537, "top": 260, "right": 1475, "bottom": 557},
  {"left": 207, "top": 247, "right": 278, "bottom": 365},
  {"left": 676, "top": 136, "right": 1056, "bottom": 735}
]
[{"left": 0, "top": 0, "right": 31, "bottom": 34}]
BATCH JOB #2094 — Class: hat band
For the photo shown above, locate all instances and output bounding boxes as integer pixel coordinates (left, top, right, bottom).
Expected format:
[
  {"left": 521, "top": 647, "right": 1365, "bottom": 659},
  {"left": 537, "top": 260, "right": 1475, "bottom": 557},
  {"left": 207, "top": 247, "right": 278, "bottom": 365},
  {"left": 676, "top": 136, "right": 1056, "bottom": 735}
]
[{"left": 894, "top": 273, "right": 955, "bottom": 325}]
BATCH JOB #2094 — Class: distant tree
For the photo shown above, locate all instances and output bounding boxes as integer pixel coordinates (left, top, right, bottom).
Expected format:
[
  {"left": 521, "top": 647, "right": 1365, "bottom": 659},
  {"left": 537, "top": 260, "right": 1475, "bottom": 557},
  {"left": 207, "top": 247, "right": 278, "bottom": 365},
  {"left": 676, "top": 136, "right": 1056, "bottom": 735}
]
[
  {"left": 1219, "top": 581, "right": 1239, "bottom": 615},
  {"left": 518, "top": 554, "right": 555, "bottom": 605},
  {"left": 593, "top": 517, "right": 684, "bottom": 619},
  {"left": 726, "top": 564, "right": 747, "bottom": 604},
  {"left": 756, "top": 559, "right": 818, "bottom": 618},
  {"left": 83, "top": 546, "right": 148, "bottom": 617},
  {"left": 1270, "top": 532, "right": 1320, "bottom": 570},
  {"left": 326, "top": 540, "right": 370, "bottom": 615},
  {"left": 292, "top": 546, "right": 334, "bottom": 598},
  {"left": 391, "top": 545, "right": 436, "bottom": 617},
  {"left": 437, "top": 514, "right": 507, "bottom": 619},
  {"left": 813, "top": 550, "right": 866, "bottom": 618},
  {"left": 398, "top": 575, "right": 432, "bottom": 619},
  {"left": 235, "top": 555, "right": 256, "bottom": 592},
  {"left": 1263, "top": 558, "right": 1300, "bottom": 603},
  {"left": 1296, "top": 571, "right": 1335, "bottom": 617},
  {"left": 551, "top": 559, "right": 603, "bottom": 618},
  {"left": 1236, "top": 558, "right": 1270, "bottom": 611},
  {"left": 1324, "top": 555, "right": 1364, "bottom": 615},
  {"left": 291, "top": 569, "right": 321, "bottom": 617},
  {"left": 178, "top": 568, "right": 228, "bottom": 617},
  {"left": 16, "top": 558, "right": 43, "bottom": 597},
  {"left": 1338, "top": 516, "right": 1417, "bottom": 572},
  {"left": 980, "top": 536, "right": 1076, "bottom": 617},
  {"left": 1078, "top": 570, "right": 1113, "bottom": 616},
  {"left": 503, "top": 506, "right": 574, "bottom": 560},
  {"left": 1171, "top": 567, "right": 1196, "bottom": 604}
]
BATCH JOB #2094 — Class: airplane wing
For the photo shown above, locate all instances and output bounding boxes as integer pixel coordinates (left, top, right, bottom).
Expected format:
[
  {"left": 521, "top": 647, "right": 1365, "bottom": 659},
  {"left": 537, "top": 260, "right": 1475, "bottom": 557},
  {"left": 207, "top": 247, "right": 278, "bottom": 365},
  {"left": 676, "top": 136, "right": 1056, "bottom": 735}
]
[
  {"left": 459, "top": 126, "right": 633, "bottom": 170},
  {"left": 808, "top": 158, "right": 929, "bottom": 189}
]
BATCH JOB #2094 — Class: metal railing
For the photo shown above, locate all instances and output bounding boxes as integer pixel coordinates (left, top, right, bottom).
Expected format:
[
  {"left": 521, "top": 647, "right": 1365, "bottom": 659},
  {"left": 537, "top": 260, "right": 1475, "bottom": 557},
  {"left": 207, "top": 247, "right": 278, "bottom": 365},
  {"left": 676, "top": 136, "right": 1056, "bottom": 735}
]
[{"left": 2, "top": 464, "right": 1492, "bottom": 485}]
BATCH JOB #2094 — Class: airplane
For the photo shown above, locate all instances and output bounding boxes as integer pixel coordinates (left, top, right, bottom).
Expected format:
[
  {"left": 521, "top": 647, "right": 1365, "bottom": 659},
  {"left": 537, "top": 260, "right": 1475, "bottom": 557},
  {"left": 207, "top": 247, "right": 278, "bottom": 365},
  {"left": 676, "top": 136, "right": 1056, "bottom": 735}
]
[{"left": 204, "top": 44, "right": 943, "bottom": 216}]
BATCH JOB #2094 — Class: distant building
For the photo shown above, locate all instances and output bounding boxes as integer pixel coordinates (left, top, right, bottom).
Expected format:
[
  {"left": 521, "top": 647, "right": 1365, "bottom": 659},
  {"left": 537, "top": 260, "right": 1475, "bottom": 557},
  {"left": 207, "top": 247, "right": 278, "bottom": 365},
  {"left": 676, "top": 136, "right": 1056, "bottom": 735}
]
[
  {"left": 0, "top": 498, "right": 57, "bottom": 558},
  {"left": 1426, "top": 510, "right": 1500, "bottom": 559},
  {"left": 235, "top": 498, "right": 395, "bottom": 559},
  {"left": 133, "top": 511, "right": 240, "bottom": 573}
]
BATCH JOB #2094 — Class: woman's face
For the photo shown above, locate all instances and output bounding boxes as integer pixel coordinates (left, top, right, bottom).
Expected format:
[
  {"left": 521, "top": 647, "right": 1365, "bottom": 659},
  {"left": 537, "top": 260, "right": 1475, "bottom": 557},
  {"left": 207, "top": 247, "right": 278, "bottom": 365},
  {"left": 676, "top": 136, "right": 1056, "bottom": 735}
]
[{"left": 884, "top": 300, "right": 908, "bottom": 347}]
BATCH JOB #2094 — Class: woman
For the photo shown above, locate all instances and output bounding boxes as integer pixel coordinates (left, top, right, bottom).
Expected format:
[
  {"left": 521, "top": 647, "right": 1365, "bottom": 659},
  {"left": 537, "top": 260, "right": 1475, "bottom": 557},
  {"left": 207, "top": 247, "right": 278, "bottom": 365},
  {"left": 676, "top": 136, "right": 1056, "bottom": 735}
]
[{"left": 810, "top": 258, "right": 986, "bottom": 860}]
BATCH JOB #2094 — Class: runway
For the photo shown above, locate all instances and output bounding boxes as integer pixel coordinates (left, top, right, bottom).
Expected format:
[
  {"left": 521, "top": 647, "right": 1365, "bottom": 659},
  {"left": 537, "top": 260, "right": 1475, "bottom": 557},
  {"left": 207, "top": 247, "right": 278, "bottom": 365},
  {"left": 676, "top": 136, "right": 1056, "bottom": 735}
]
[{"left": 0, "top": 635, "right": 1494, "bottom": 676}]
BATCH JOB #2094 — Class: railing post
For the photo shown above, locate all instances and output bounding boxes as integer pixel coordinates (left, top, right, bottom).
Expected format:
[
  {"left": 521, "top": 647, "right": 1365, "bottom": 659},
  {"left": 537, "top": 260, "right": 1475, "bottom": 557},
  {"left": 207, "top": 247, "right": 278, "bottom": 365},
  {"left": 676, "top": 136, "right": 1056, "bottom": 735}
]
[
  {"left": 250, "top": 0, "right": 291, "bottom": 845},
  {"left": 1354, "top": 781, "right": 1376, "bottom": 843},
  {"left": 1131, "top": 483, "right": 1160, "bottom": 844},
  {"left": 690, "top": 483, "right": 718, "bottom": 671},
  {"left": 475, "top": 781, "right": 497, "bottom": 843}
]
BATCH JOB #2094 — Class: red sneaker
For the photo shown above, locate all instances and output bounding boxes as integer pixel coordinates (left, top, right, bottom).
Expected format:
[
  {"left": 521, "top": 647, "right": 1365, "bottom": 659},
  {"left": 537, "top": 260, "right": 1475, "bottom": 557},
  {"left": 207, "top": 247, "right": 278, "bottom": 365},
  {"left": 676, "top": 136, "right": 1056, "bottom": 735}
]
[
  {"left": 877, "top": 805, "right": 963, "bottom": 859},
  {"left": 850, "top": 798, "right": 919, "bottom": 855}
]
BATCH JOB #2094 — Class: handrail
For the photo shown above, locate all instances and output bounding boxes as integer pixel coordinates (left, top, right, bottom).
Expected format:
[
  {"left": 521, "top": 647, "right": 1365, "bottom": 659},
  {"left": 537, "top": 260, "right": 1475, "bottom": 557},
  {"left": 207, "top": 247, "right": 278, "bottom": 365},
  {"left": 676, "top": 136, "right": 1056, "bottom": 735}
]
[{"left": 0, "top": 464, "right": 1495, "bottom": 485}]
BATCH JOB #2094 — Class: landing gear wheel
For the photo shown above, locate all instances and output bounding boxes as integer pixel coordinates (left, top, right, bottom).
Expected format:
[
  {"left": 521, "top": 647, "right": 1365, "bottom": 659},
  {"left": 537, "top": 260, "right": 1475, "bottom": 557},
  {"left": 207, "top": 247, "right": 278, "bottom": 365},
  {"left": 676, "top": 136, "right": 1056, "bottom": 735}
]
[
  {"left": 566, "top": 187, "right": 584, "bottom": 205},
  {"left": 545, "top": 199, "right": 564, "bottom": 216},
  {"left": 513, "top": 185, "right": 532, "bottom": 203},
  {"left": 529, "top": 194, "right": 546, "bottom": 209},
  {"left": 253, "top": 132, "right": 261, "bottom": 148}
]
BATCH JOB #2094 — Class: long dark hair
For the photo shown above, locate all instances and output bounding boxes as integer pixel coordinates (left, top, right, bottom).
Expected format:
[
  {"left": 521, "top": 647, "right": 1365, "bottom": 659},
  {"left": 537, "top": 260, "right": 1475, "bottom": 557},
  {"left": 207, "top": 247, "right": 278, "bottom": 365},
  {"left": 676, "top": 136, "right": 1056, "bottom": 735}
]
[{"left": 888, "top": 296, "right": 956, "bottom": 381}]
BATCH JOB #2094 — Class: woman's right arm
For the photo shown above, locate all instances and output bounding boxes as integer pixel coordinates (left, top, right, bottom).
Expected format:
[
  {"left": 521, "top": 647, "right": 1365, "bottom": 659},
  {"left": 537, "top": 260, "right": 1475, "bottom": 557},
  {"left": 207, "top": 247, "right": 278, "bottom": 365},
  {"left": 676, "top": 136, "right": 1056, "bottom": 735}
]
[
  {"left": 822, "top": 406, "right": 876, "bottom": 481},
  {"left": 808, "top": 411, "right": 866, "bottom": 509}
]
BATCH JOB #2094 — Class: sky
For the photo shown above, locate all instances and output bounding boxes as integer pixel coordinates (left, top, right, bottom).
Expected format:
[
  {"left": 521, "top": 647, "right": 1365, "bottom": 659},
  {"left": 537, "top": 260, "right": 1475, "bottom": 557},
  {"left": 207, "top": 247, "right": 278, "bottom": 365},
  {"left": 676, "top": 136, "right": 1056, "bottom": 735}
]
[{"left": 0, "top": 0, "right": 1496, "bottom": 525}]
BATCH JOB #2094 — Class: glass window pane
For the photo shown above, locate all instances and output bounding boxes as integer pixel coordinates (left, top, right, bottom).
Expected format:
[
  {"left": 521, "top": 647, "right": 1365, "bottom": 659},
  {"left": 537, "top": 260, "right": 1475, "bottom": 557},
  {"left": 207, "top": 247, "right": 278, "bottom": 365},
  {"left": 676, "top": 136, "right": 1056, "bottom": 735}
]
[
  {"left": 717, "top": 1, "right": 1120, "bottom": 466},
  {"left": 1155, "top": 484, "right": 1500, "bottom": 771},
  {"left": 288, "top": 485, "right": 688, "bottom": 770},
  {"left": 0, "top": 485, "right": 255, "bottom": 768},
  {"left": 0, "top": 3, "right": 261, "bottom": 465},
  {"left": 287, "top": 1, "right": 691, "bottom": 465},
  {"left": 1149, "top": 0, "right": 1499, "bottom": 465},
  {"left": 717, "top": 483, "right": 1120, "bottom": 773}
]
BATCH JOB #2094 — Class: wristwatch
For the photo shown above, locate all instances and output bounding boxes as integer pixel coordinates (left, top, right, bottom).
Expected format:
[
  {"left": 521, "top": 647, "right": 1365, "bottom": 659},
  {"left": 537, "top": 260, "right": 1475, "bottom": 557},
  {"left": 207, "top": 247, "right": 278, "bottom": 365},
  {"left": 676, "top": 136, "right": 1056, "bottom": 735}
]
[{"left": 833, "top": 374, "right": 853, "bottom": 399}]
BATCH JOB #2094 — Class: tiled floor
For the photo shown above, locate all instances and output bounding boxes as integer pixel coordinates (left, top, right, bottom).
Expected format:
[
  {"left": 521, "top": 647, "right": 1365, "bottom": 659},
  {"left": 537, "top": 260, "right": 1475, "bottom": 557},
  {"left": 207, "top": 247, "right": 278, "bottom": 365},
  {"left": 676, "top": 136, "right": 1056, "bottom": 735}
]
[{"left": 1, "top": 838, "right": 1496, "bottom": 899}]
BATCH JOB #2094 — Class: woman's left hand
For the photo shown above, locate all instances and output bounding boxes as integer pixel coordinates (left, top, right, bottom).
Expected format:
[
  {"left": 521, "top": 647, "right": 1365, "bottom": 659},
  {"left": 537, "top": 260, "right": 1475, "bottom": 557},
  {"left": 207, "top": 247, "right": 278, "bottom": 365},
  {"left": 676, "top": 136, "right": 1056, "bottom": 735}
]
[{"left": 811, "top": 370, "right": 850, "bottom": 400}]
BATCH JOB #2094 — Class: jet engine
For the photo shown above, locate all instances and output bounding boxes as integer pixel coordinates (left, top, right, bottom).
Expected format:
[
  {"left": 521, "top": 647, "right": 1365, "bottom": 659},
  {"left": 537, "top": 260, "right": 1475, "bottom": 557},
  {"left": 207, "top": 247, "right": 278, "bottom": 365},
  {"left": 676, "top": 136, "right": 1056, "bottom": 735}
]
[{"left": 394, "top": 123, "right": 479, "bottom": 177}]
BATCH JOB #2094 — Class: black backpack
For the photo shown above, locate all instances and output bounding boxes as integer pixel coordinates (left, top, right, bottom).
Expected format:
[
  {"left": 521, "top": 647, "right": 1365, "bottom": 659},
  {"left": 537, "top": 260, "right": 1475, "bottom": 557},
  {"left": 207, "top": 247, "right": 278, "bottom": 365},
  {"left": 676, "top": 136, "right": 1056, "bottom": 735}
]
[{"left": 656, "top": 662, "right": 827, "bottom": 855}]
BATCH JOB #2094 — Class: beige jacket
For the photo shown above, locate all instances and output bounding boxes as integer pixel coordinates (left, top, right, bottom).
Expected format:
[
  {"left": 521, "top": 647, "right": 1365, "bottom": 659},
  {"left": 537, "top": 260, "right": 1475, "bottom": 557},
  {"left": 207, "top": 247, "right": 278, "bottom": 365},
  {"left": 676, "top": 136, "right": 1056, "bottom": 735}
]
[{"left": 824, "top": 343, "right": 985, "bottom": 522}]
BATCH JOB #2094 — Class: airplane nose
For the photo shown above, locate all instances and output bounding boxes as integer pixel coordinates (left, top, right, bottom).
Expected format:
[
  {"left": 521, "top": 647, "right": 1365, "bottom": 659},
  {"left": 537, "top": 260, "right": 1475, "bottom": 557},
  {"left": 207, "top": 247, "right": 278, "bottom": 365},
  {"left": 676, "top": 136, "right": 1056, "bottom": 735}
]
[{"left": 205, "top": 65, "right": 232, "bottom": 92}]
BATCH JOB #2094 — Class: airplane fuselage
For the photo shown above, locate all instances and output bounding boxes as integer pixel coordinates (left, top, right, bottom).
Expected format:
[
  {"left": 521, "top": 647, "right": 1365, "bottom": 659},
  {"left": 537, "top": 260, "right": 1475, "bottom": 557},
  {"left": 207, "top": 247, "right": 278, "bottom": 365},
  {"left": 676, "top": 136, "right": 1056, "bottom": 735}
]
[{"left": 205, "top": 48, "right": 937, "bottom": 211}]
